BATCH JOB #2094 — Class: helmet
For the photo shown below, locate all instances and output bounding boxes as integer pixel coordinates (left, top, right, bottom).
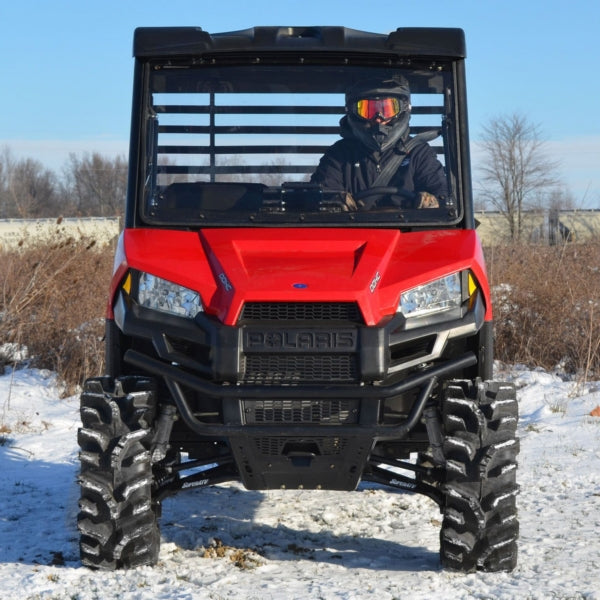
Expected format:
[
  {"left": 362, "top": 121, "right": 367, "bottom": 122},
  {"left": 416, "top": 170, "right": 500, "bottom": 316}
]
[{"left": 345, "top": 75, "right": 411, "bottom": 153}]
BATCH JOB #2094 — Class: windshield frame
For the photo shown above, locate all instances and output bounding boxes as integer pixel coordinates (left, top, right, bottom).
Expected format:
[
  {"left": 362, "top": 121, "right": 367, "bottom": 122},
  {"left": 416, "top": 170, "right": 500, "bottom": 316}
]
[{"left": 136, "top": 56, "right": 464, "bottom": 229}]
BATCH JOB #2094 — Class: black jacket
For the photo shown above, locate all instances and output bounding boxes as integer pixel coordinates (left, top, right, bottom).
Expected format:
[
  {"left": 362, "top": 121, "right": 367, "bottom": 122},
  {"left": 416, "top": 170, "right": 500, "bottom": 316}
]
[{"left": 311, "top": 119, "right": 449, "bottom": 207}]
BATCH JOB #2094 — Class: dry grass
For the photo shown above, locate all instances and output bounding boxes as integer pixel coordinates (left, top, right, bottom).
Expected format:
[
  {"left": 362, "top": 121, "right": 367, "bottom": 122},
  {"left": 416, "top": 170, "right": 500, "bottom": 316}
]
[
  {"left": 487, "top": 241, "right": 600, "bottom": 381},
  {"left": 0, "top": 237, "right": 113, "bottom": 395}
]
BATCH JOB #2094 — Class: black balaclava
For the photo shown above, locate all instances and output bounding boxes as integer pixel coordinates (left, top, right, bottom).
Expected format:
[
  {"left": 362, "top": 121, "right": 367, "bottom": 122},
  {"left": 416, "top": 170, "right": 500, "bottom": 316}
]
[{"left": 344, "top": 75, "right": 411, "bottom": 154}]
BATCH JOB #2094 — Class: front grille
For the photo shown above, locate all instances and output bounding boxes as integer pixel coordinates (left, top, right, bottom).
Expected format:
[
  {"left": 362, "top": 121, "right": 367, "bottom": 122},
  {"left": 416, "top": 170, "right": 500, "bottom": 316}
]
[
  {"left": 243, "top": 399, "right": 359, "bottom": 424},
  {"left": 242, "top": 354, "right": 358, "bottom": 384},
  {"left": 254, "top": 436, "right": 349, "bottom": 456},
  {"left": 240, "top": 302, "right": 362, "bottom": 323}
]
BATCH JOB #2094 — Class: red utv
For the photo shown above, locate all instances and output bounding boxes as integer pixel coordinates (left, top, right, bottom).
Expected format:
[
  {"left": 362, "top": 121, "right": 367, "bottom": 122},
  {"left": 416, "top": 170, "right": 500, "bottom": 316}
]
[{"left": 77, "top": 26, "right": 519, "bottom": 572}]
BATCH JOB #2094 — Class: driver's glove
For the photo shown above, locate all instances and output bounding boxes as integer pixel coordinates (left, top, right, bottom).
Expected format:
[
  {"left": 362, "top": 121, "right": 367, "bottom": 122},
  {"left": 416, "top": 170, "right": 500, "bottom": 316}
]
[
  {"left": 342, "top": 192, "right": 358, "bottom": 211},
  {"left": 417, "top": 192, "right": 439, "bottom": 209}
]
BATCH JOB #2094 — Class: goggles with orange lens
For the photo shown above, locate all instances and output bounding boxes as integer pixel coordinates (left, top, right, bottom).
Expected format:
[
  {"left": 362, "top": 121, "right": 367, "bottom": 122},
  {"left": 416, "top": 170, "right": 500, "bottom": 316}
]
[{"left": 353, "top": 97, "right": 405, "bottom": 121}]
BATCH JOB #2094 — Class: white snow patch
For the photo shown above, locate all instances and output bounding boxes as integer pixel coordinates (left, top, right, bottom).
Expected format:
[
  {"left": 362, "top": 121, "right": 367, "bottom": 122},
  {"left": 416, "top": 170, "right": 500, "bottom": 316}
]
[{"left": 1, "top": 366, "right": 600, "bottom": 599}]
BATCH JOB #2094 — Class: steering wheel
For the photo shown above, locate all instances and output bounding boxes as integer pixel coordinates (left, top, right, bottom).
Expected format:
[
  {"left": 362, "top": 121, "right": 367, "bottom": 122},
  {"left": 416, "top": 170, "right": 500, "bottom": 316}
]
[{"left": 354, "top": 186, "right": 419, "bottom": 210}]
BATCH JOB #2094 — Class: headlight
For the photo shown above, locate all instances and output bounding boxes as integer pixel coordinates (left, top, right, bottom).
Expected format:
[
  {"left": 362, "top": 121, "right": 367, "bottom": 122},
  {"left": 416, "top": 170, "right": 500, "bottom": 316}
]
[
  {"left": 136, "top": 272, "right": 203, "bottom": 318},
  {"left": 399, "top": 273, "right": 462, "bottom": 319}
]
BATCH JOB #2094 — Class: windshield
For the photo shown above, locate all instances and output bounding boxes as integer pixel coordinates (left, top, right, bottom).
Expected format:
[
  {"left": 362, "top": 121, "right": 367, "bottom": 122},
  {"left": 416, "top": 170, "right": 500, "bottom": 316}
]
[{"left": 141, "top": 61, "right": 460, "bottom": 227}]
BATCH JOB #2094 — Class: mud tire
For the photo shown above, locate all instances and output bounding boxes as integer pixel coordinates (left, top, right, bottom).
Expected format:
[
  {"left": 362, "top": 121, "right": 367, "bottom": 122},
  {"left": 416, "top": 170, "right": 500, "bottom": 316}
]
[
  {"left": 77, "top": 376, "right": 160, "bottom": 570},
  {"left": 440, "top": 379, "right": 519, "bottom": 572}
]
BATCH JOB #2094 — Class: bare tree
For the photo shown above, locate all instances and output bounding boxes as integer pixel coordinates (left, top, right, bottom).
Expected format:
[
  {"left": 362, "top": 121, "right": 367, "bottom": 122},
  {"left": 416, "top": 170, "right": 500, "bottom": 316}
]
[
  {"left": 0, "top": 147, "right": 59, "bottom": 218},
  {"left": 477, "top": 113, "right": 559, "bottom": 241},
  {"left": 545, "top": 187, "right": 576, "bottom": 212},
  {"left": 62, "top": 152, "right": 128, "bottom": 216}
]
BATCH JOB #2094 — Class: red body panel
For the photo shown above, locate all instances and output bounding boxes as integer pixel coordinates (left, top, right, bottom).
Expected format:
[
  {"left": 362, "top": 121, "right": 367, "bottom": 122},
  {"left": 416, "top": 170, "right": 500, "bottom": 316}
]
[{"left": 110, "top": 227, "right": 491, "bottom": 326}]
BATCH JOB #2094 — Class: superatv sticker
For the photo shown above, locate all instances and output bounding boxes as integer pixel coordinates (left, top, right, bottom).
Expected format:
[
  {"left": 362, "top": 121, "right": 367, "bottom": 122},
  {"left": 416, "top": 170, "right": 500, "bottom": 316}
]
[
  {"left": 390, "top": 478, "right": 417, "bottom": 490},
  {"left": 182, "top": 479, "right": 210, "bottom": 489}
]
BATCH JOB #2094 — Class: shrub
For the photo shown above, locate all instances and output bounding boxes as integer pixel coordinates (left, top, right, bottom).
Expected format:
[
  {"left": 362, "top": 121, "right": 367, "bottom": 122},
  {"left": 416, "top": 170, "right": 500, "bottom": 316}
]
[
  {"left": 0, "top": 238, "right": 113, "bottom": 395},
  {"left": 487, "top": 241, "right": 600, "bottom": 380}
]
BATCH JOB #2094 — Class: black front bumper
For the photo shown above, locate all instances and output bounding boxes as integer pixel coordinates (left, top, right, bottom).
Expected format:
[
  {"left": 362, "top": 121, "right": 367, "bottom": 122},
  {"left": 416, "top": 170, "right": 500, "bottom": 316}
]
[{"left": 125, "top": 347, "right": 475, "bottom": 439}]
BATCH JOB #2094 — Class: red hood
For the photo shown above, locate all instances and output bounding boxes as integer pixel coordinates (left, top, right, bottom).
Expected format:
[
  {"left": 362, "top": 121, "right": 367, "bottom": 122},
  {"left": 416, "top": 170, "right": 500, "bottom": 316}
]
[{"left": 119, "top": 227, "right": 489, "bottom": 326}]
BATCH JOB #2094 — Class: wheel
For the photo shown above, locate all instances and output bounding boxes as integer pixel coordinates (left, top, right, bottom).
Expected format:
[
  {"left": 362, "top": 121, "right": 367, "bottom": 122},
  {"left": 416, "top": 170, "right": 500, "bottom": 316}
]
[
  {"left": 440, "top": 379, "right": 519, "bottom": 572},
  {"left": 77, "top": 376, "right": 160, "bottom": 570},
  {"left": 354, "top": 186, "right": 418, "bottom": 210}
]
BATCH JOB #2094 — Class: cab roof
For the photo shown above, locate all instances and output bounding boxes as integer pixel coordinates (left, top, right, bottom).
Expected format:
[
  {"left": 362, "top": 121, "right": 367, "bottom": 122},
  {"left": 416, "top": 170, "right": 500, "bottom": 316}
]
[{"left": 133, "top": 26, "right": 466, "bottom": 60}]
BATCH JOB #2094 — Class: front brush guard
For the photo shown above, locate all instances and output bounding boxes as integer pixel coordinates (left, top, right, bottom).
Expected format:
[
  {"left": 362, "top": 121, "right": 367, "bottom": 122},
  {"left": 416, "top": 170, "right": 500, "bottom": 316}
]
[{"left": 125, "top": 349, "right": 476, "bottom": 441}]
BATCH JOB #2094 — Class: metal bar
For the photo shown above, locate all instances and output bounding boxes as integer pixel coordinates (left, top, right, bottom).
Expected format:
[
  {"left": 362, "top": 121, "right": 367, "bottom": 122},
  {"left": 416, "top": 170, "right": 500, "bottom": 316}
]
[
  {"left": 154, "top": 104, "right": 345, "bottom": 115},
  {"left": 125, "top": 349, "right": 476, "bottom": 439},
  {"left": 157, "top": 145, "right": 331, "bottom": 154},
  {"left": 154, "top": 462, "right": 239, "bottom": 501},
  {"left": 153, "top": 104, "right": 442, "bottom": 115},
  {"left": 157, "top": 165, "right": 315, "bottom": 174},
  {"left": 209, "top": 92, "right": 216, "bottom": 182},
  {"left": 160, "top": 125, "right": 340, "bottom": 134},
  {"left": 363, "top": 465, "right": 444, "bottom": 507},
  {"left": 125, "top": 348, "right": 475, "bottom": 401},
  {"left": 158, "top": 124, "right": 438, "bottom": 135},
  {"left": 162, "top": 376, "right": 424, "bottom": 440}
]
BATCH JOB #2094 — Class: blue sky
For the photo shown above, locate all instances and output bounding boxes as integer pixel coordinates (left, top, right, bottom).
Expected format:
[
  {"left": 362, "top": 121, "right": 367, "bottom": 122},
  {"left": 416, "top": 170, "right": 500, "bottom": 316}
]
[{"left": 1, "top": 0, "right": 599, "bottom": 206}]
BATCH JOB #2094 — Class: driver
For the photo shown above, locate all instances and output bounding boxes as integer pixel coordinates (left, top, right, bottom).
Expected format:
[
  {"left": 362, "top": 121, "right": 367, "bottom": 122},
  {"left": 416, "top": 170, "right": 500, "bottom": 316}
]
[{"left": 310, "top": 75, "right": 448, "bottom": 209}]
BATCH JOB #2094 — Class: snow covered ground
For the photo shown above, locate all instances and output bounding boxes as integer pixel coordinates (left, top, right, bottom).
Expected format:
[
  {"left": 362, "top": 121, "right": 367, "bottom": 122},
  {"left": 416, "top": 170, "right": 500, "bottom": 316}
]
[{"left": 1, "top": 365, "right": 600, "bottom": 600}]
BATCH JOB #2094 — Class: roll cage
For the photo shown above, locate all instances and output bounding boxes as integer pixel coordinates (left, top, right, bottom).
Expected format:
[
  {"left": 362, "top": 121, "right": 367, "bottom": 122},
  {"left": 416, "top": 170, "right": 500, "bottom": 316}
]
[{"left": 126, "top": 26, "right": 473, "bottom": 229}]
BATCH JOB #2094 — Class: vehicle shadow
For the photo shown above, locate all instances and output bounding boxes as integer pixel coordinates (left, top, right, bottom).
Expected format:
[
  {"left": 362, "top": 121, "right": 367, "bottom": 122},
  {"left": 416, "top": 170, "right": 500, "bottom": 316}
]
[
  {"left": 0, "top": 444, "right": 439, "bottom": 572},
  {"left": 160, "top": 482, "right": 440, "bottom": 572}
]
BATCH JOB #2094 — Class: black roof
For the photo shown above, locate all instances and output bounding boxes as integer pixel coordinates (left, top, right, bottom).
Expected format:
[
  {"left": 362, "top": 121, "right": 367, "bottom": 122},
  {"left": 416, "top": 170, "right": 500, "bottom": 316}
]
[{"left": 133, "top": 26, "right": 466, "bottom": 59}]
